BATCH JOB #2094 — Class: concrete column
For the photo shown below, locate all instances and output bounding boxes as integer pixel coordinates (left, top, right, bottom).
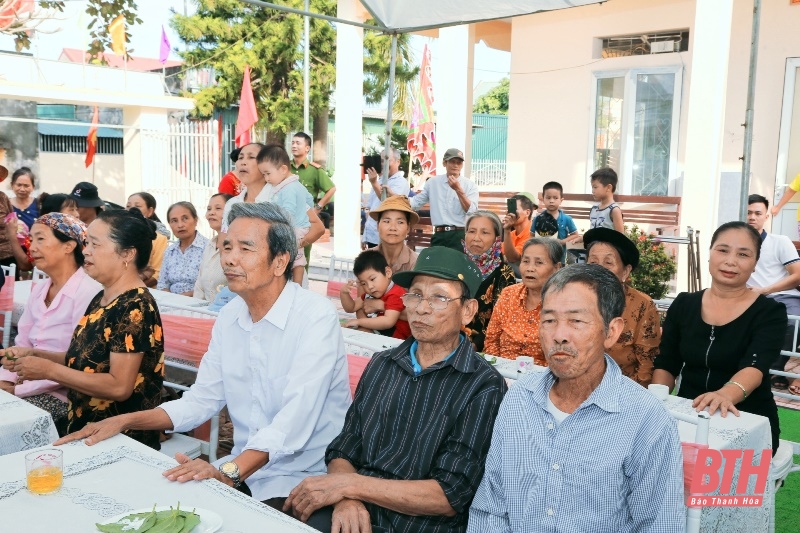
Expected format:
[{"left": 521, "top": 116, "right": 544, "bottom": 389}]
[
  {"left": 332, "top": 0, "right": 364, "bottom": 259},
  {"left": 122, "top": 107, "right": 169, "bottom": 205},
  {"left": 436, "top": 25, "right": 475, "bottom": 168},
  {"left": 678, "top": 0, "right": 734, "bottom": 291}
]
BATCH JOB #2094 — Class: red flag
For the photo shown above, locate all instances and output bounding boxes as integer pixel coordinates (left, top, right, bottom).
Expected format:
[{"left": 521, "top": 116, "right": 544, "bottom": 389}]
[
  {"left": 85, "top": 105, "right": 98, "bottom": 168},
  {"left": 407, "top": 45, "right": 437, "bottom": 174},
  {"left": 235, "top": 66, "right": 258, "bottom": 147}
]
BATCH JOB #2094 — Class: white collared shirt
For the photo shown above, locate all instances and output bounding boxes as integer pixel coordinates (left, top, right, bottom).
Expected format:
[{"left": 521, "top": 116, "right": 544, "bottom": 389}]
[
  {"left": 221, "top": 184, "right": 274, "bottom": 233},
  {"left": 410, "top": 174, "right": 478, "bottom": 226},
  {"left": 160, "top": 282, "right": 351, "bottom": 500}
]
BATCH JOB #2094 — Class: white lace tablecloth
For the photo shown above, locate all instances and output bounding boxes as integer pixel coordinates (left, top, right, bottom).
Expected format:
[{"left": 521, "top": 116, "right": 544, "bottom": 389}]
[
  {"left": 342, "top": 328, "right": 403, "bottom": 357},
  {"left": 0, "top": 434, "right": 315, "bottom": 533},
  {"left": 0, "top": 389, "right": 58, "bottom": 457}
]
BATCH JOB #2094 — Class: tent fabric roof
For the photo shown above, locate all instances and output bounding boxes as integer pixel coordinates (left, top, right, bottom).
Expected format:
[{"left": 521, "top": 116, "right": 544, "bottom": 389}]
[{"left": 358, "top": 0, "right": 606, "bottom": 32}]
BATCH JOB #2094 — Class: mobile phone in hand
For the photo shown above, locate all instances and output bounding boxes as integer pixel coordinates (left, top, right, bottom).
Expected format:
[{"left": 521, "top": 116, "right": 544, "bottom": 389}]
[{"left": 506, "top": 198, "right": 517, "bottom": 215}]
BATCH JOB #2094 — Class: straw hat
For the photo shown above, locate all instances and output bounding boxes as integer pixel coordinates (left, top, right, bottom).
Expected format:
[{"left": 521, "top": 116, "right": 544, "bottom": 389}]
[
  {"left": 369, "top": 195, "right": 420, "bottom": 226},
  {"left": 0, "top": 165, "right": 7, "bottom": 182}
]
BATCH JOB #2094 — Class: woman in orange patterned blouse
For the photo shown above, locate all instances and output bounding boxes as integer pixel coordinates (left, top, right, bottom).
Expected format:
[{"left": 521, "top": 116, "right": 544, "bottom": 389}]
[
  {"left": 584, "top": 227, "right": 661, "bottom": 386},
  {"left": 2, "top": 209, "right": 164, "bottom": 449},
  {"left": 484, "top": 238, "right": 562, "bottom": 364}
]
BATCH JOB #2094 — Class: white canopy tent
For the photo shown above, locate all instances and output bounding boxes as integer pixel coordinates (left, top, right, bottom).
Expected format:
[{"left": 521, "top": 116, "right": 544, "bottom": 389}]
[{"left": 357, "top": 0, "right": 605, "bottom": 33}]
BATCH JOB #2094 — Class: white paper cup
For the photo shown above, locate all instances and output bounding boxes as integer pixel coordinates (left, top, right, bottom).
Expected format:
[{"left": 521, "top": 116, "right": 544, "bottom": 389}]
[
  {"left": 517, "top": 356, "right": 534, "bottom": 373},
  {"left": 648, "top": 384, "right": 669, "bottom": 401}
]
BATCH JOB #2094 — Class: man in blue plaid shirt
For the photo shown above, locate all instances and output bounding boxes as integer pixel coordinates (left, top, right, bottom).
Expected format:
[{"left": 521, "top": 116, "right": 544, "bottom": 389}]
[{"left": 468, "top": 264, "right": 685, "bottom": 532}]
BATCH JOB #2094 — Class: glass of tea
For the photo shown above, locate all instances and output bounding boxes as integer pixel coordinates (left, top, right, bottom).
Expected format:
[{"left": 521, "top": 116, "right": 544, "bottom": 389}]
[{"left": 25, "top": 449, "right": 63, "bottom": 495}]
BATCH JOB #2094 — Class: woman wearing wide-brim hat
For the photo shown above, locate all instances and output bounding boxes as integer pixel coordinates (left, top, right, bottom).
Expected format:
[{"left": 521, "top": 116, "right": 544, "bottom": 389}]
[
  {"left": 584, "top": 227, "right": 661, "bottom": 387},
  {"left": 367, "top": 195, "right": 419, "bottom": 274}
]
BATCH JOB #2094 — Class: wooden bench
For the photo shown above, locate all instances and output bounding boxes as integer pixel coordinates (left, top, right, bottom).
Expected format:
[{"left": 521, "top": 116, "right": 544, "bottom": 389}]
[{"left": 406, "top": 192, "right": 682, "bottom": 250}]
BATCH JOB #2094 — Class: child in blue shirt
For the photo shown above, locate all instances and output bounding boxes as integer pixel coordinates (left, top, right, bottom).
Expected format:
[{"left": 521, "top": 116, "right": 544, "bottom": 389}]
[
  {"left": 257, "top": 144, "right": 313, "bottom": 284},
  {"left": 531, "top": 181, "right": 579, "bottom": 244}
]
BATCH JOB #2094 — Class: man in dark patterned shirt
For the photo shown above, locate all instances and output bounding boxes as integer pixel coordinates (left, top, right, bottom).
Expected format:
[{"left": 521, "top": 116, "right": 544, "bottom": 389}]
[{"left": 285, "top": 247, "right": 507, "bottom": 533}]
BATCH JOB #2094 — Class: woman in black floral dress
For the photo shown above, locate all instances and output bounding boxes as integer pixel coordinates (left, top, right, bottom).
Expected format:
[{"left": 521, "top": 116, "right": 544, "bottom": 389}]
[{"left": 2, "top": 208, "right": 164, "bottom": 449}]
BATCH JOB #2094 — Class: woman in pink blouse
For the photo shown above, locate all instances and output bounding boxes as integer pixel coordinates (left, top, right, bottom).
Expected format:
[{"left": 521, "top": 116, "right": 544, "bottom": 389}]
[{"left": 0, "top": 213, "right": 100, "bottom": 433}]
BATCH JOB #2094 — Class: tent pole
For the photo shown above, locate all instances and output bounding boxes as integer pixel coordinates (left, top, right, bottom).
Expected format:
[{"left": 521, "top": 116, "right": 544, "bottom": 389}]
[
  {"left": 381, "top": 33, "right": 397, "bottom": 200},
  {"left": 739, "top": 0, "right": 761, "bottom": 221},
  {"left": 303, "top": 0, "right": 310, "bottom": 134}
]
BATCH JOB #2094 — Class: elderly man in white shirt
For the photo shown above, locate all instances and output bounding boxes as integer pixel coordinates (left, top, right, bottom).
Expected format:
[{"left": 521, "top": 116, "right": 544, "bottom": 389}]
[
  {"left": 362, "top": 147, "right": 410, "bottom": 249},
  {"left": 410, "top": 148, "right": 479, "bottom": 252},
  {"left": 57, "top": 201, "right": 351, "bottom": 532}
]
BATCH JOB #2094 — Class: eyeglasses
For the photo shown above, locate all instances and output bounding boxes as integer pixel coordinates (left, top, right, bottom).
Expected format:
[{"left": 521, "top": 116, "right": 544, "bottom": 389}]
[{"left": 400, "top": 293, "right": 463, "bottom": 311}]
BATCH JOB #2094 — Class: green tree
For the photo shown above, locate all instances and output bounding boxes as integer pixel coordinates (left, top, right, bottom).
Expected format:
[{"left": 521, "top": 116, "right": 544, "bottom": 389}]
[
  {"left": 6, "top": 0, "right": 141, "bottom": 57},
  {"left": 473, "top": 77, "right": 509, "bottom": 115},
  {"left": 171, "top": 0, "right": 336, "bottom": 143},
  {"left": 363, "top": 30, "right": 419, "bottom": 121},
  {"left": 626, "top": 225, "right": 677, "bottom": 300}
]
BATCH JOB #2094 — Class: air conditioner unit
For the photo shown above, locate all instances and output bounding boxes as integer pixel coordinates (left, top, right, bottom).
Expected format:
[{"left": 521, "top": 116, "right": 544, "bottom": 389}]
[{"left": 650, "top": 40, "right": 676, "bottom": 54}]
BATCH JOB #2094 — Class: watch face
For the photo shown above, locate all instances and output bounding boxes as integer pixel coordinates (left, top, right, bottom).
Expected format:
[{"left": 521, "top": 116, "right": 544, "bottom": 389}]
[{"left": 221, "top": 462, "right": 237, "bottom": 475}]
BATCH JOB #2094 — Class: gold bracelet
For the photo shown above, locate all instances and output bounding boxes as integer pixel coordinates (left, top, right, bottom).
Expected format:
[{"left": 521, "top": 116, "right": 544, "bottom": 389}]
[{"left": 725, "top": 380, "right": 747, "bottom": 400}]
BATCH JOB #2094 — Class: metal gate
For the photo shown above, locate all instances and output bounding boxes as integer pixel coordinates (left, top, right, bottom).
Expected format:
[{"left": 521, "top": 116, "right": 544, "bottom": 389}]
[{"left": 141, "top": 120, "right": 220, "bottom": 237}]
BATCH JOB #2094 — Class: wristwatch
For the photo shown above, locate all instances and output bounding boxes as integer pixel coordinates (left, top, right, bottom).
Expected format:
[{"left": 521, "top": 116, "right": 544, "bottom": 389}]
[
  {"left": 315, "top": 203, "right": 323, "bottom": 210},
  {"left": 219, "top": 461, "right": 242, "bottom": 488}
]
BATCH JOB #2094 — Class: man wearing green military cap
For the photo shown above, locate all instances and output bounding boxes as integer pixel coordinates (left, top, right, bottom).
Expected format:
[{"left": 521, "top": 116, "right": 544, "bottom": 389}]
[{"left": 285, "top": 246, "right": 507, "bottom": 532}]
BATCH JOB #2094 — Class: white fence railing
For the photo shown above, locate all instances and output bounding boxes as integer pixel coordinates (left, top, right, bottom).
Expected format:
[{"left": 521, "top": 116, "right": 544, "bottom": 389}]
[
  {"left": 141, "top": 120, "right": 220, "bottom": 239},
  {"left": 471, "top": 159, "right": 507, "bottom": 188},
  {"left": 773, "top": 314, "right": 800, "bottom": 402}
]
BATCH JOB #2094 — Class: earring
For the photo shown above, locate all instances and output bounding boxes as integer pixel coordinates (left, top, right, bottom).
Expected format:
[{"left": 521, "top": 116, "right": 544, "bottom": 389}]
[{"left": 124, "top": 261, "right": 128, "bottom": 269}]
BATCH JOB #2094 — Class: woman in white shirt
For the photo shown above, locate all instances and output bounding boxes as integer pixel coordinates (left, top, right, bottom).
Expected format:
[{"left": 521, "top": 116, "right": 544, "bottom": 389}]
[{"left": 193, "top": 193, "right": 231, "bottom": 301}]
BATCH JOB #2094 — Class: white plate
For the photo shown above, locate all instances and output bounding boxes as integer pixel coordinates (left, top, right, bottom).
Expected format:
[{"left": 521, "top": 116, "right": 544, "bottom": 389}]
[{"left": 99, "top": 506, "right": 222, "bottom": 533}]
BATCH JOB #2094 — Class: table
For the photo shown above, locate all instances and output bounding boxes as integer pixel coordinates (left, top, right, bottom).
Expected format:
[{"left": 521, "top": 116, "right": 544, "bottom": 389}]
[
  {"left": 13, "top": 281, "right": 209, "bottom": 326},
  {"left": 0, "top": 388, "right": 58, "bottom": 457},
  {"left": 0, "top": 434, "right": 316, "bottom": 533},
  {"left": 341, "top": 328, "right": 403, "bottom": 357}
]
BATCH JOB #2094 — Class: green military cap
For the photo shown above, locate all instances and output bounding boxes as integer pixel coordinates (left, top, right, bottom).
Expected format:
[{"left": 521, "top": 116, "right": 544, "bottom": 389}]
[
  {"left": 516, "top": 191, "right": 538, "bottom": 209},
  {"left": 392, "top": 246, "right": 482, "bottom": 297},
  {"left": 442, "top": 148, "right": 465, "bottom": 161}
]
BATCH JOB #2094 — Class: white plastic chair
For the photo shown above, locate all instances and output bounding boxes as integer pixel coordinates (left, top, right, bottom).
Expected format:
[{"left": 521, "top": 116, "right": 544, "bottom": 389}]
[
  {"left": 668, "top": 409, "right": 710, "bottom": 533},
  {"left": 326, "top": 255, "right": 356, "bottom": 298},
  {"left": 31, "top": 267, "right": 49, "bottom": 283},
  {"left": 0, "top": 264, "right": 16, "bottom": 348},
  {"left": 769, "top": 440, "right": 800, "bottom": 532},
  {"left": 159, "top": 303, "right": 220, "bottom": 462}
]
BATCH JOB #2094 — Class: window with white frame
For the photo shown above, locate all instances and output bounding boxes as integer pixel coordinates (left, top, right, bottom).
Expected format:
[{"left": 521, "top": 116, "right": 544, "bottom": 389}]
[{"left": 591, "top": 67, "right": 682, "bottom": 196}]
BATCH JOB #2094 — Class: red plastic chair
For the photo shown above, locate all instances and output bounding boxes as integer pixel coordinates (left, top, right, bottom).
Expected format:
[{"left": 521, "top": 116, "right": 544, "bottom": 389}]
[{"left": 346, "top": 354, "right": 371, "bottom": 398}]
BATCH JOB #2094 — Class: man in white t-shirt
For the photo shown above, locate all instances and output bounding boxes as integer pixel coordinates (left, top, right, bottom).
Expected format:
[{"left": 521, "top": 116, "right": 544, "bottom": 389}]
[{"left": 746, "top": 194, "right": 800, "bottom": 391}]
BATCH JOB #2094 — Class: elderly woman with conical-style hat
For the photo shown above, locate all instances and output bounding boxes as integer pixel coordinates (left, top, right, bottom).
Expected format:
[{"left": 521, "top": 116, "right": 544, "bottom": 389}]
[
  {"left": 367, "top": 195, "right": 419, "bottom": 274},
  {"left": 584, "top": 227, "right": 661, "bottom": 386}
]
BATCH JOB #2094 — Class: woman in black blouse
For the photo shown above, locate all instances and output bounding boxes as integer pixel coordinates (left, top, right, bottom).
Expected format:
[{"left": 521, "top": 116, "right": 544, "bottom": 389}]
[{"left": 653, "top": 221, "right": 786, "bottom": 453}]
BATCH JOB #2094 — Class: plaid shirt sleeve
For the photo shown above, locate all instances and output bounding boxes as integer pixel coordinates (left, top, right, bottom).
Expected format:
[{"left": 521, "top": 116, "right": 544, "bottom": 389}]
[{"left": 431, "top": 378, "right": 507, "bottom": 513}]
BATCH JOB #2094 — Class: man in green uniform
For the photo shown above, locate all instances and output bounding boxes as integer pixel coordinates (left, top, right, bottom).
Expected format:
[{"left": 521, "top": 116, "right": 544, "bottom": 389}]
[{"left": 290, "top": 132, "right": 336, "bottom": 268}]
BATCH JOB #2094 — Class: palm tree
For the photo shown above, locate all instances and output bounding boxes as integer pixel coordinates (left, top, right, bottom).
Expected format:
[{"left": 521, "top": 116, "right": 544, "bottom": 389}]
[{"left": 363, "top": 29, "right": 419, "bottom": 124}]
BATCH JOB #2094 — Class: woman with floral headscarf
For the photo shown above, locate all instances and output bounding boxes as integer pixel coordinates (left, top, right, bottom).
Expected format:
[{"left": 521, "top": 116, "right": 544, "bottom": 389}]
[
  {"left": 463, "top": 210, "right": 517, "bottom": 352},
  {"left": 0, "top": 213, "right": 101, "bottom": 434},
  {"left": 2, "top": 210, "right": 164, "bottom": 449}
]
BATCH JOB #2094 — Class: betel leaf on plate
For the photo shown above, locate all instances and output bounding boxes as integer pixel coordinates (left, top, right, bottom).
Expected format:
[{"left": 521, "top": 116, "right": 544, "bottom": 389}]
[{"left": 97, "top": 503, "right": 202, "bottom": 533}]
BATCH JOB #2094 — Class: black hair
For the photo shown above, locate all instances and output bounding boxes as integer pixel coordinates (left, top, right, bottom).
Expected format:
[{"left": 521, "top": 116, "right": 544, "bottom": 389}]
[
  {"left": 166, "top": 201, "right": 199, "bottom": 221},
  {"left": 710, "top": 221, "right": 762, "bottom": 262},
  {"left": 39, "top": 193, "right": 78, "bottom": 216},
  {"left": 129, "top": 192, "right": 162, "bottom": 222},
  {"left": 97, "top": 208, "right": 156, "bottom": 271},
  {"left": 11, "top": 167, "right": 36, "bottom": 188},
  {"left": 51, "top": 228, "right": 85, "bottom": 266},
  {"left": 211, "top": 192, "right": 233, "bottom": 203},
  {"left": 748, "top": 194, "right": 769, "bottom": 210},
  {"left": 590, "top": 167, "right": 618, "bottom": 192},
  {"left": 542, "top": 181, "right": 564, "bottom": 196},
  {"left": 256, "top": 144, "right": 291, "bottom": 169},
  {"left": 229, "top": 147, "right": 242, "bottom": 164},
  {"left": 353, "top": 250, "right": 390, "bottom": 277},
  {"left": 511, "top": 194, "right": 534, "bottom": 217},
  {"left": 293, "top": 132, "right": 312, "bottom": 147}
]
